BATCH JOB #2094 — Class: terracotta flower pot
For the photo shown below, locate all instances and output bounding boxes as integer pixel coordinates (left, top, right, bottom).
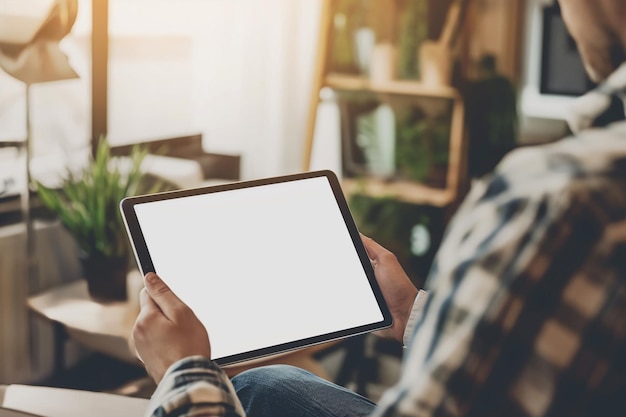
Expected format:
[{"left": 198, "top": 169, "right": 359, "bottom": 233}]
[{"left": 79, "top": 253, "right": 128, "bottom": 302}]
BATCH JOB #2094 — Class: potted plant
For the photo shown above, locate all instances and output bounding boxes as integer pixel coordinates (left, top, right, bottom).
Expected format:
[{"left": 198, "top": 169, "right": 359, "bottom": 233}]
[
  {"left": 36, "top": 138, "right": 160, "bottom": 302},
  {"left": 396, "top": 111, "right": 450, "bottom": 188}
]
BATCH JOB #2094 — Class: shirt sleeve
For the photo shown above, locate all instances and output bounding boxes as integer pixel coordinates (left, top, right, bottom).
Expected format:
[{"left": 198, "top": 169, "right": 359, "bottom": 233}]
[
  {"left": 145, "top": 356, "right": 245, "bottom": 417},
  {"left": 403, "top": 289, "right": 429, "bottom": 347}
]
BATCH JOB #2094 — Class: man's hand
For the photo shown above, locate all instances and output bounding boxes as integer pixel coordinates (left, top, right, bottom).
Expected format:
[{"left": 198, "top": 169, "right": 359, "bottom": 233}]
[
  {"left": 361, "top": 234, "right": 419, "bottom": 343},
  {"left": 132, "top": 272, "right": 211, "bottom": 383}
]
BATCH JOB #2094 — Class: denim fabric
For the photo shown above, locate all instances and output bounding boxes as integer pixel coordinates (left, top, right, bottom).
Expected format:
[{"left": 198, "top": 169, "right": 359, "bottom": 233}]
[{"left": 231, "top": 365, "right": 377, "bottom": 417}]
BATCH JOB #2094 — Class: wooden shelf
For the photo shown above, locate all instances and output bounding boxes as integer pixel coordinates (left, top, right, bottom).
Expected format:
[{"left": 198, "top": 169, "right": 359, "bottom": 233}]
[
  {"left": 324, "top": 73, "right": 459, "bottom": 99},
  {"left": 341, "top": 177, "right": 454, "bottom": 207},
  {"left": 302, "top": 0, "right": 467, "bottom": 209}
]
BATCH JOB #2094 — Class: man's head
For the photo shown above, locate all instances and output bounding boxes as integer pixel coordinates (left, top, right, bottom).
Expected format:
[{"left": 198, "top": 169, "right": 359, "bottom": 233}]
[{"left": 559, "top": 0, "right": 626, "bottom": 82}]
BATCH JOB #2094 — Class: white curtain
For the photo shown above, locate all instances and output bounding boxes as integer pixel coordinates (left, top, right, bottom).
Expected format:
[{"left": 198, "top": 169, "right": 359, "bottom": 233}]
[
  {"left": 108, "top": 0, "right": 321, "bottom": 179},
  {"left": 0, "top": 0, "right": 322, "bottom": 186}
]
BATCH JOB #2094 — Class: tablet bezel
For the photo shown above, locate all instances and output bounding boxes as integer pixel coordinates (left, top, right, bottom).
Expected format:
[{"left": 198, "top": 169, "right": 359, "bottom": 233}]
[{"left": 120, "top": 169, "right": 392, "bottom": 366}]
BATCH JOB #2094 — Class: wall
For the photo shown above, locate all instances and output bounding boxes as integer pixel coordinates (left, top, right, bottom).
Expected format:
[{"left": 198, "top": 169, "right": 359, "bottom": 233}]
[{"left": 0, "top": 0, "right": 321, "bottom": 191}]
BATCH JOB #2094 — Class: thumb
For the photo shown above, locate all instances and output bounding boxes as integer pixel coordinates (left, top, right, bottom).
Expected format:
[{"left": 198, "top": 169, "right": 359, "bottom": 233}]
[
  {"left": 360, "top": 233, "right": 388, "bottom": 262},
  {"left": 144, "top": 272, "right": 183, "bottom": 321}
]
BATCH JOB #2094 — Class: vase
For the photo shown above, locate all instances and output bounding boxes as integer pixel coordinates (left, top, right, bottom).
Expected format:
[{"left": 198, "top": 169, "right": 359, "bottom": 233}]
[
  {"left": 355, "top": 103, "right": 396, "bottom": 178},
  {"left": 354, "top": 27, "right": 375, "bottom": 76},
  {"left": 79, "top": 253, "right": 128, "bottom": 302},
  {"left": 369, "top": 43, "right": 396, "bottom": 83}
]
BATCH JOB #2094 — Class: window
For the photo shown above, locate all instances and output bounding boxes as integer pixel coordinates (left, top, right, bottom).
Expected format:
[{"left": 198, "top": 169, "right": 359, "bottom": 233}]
[{"left": 0, "top": 0, "right": 319, "bottom": 209}]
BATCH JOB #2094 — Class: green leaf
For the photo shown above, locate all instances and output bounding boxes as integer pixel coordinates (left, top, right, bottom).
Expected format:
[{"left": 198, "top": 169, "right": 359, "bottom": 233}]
[{"left": 34, "top": 136, "right": 163, "bottom": 260}]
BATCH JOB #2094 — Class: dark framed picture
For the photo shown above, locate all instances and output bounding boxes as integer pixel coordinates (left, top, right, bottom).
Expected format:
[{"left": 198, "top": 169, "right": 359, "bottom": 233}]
[{"left": 540, "top": 4, "right": 594, "bottom": 96}]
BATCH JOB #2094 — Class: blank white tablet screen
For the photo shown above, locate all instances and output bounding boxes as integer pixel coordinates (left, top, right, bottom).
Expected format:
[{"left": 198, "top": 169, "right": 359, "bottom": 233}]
[{"left": 133, "top": 176, "right": 384, "bottom": 360}]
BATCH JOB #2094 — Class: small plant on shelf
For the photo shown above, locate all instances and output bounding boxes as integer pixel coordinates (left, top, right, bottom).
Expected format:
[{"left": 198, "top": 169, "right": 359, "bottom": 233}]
[{"left": 396, "top": 110, "right": 450, "bottom": 188}]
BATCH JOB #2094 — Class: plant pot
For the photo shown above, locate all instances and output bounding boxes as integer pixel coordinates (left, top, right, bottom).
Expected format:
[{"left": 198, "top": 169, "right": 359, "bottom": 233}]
[{"left": 79, "top": 253, "right": 128, "bottom": 302}]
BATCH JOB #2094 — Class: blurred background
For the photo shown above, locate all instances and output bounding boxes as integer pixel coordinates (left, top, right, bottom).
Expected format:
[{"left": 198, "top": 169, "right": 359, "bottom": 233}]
[{"left": 1, "top": 0, "right": 620, "bottom": 404}]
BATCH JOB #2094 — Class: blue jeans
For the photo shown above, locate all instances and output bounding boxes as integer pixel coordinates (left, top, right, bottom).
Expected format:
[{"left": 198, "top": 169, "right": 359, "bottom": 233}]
[{"left": 231, "top": 365, "right": 377, "bottom": 417}]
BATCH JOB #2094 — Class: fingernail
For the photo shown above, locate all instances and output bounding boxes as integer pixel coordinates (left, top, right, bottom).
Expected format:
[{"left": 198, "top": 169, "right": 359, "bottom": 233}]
[{"left": 145, "top": 272, "right": 158, "bottom": 284}]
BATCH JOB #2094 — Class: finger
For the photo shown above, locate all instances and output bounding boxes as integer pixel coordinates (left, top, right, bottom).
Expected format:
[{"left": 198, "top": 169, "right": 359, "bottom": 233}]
[
  {"left": 133, "top": 294, "right": 161, "bottom": 363},
  {"left": 136, "top": 290, "right": 162, "bottom": 322},
  {"left": 134, "top": 291, "right": 163, "bottom": 340},
  {"left": 360, "top": 233, "right": 374, "bottom": 258},
  {"left": 139, "top": 287, "right": 149, "bottom": 308},
  {"left": 143, "top": 272, "right": 184, "bottom": 320},
  {"left": 360, "top": 233, "right": 389, "bottom": 261}
]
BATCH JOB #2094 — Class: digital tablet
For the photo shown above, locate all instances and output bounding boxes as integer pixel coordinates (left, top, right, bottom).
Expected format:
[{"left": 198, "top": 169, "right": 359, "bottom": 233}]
[{"left": 120, "top": 169, "right": 392, "bottom": 366}]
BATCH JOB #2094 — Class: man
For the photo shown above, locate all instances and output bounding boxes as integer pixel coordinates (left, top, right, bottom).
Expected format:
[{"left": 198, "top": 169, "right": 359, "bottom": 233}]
[{"left": 133, "top": 0, "right": 626, "bottom": 415}]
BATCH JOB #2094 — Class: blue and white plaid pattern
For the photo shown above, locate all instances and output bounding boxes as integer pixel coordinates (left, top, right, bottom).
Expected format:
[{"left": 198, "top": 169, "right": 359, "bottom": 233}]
[
  {"left": 373, "top": 65, "right": 626, "bottom": 417},
  {"left": 148, "top": 65, "right": 626, "bottom": 417},
  {"left": 146, "top": 357, "right": 244, "bottom": 417}
]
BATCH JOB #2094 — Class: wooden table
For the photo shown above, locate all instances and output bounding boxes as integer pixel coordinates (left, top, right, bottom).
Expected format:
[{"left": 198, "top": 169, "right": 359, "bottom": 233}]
[{"left": 27, "top": 271, "right": 331, "bottom": 380}]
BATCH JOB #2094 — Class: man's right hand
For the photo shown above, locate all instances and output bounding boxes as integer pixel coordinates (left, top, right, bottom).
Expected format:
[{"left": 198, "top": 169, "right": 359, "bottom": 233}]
[{"left": 361, "top": 234, "right": 419, "bottom": 343}]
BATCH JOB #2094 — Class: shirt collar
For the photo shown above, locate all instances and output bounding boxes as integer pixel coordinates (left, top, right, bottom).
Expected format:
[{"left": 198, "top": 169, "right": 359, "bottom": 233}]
[{"left": 566, "top": 62, "right": 626, "bottom": 134}]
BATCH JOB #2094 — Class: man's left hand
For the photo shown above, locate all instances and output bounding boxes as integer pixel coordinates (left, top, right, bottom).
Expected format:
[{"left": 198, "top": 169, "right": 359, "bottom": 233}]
[{"left": 132, "top": 272, "right": 212, "bottom": 383}]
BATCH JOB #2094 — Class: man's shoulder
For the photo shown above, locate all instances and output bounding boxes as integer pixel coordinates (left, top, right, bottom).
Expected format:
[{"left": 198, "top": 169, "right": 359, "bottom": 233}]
[
  {"left": 465, "top": 124, "right": 626, "bottom": 226},
  {"left": 496, "top": 124, "right": 626, "bottom": 190}
]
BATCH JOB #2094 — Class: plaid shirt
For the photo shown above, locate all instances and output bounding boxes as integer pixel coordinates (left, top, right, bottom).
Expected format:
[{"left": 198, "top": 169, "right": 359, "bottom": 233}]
[
  {"left": 146, "top": 64, "right": 626, "bottom": 417},
  {"left": 146, "top": 357, "right": 244, "bottom": 417}
]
